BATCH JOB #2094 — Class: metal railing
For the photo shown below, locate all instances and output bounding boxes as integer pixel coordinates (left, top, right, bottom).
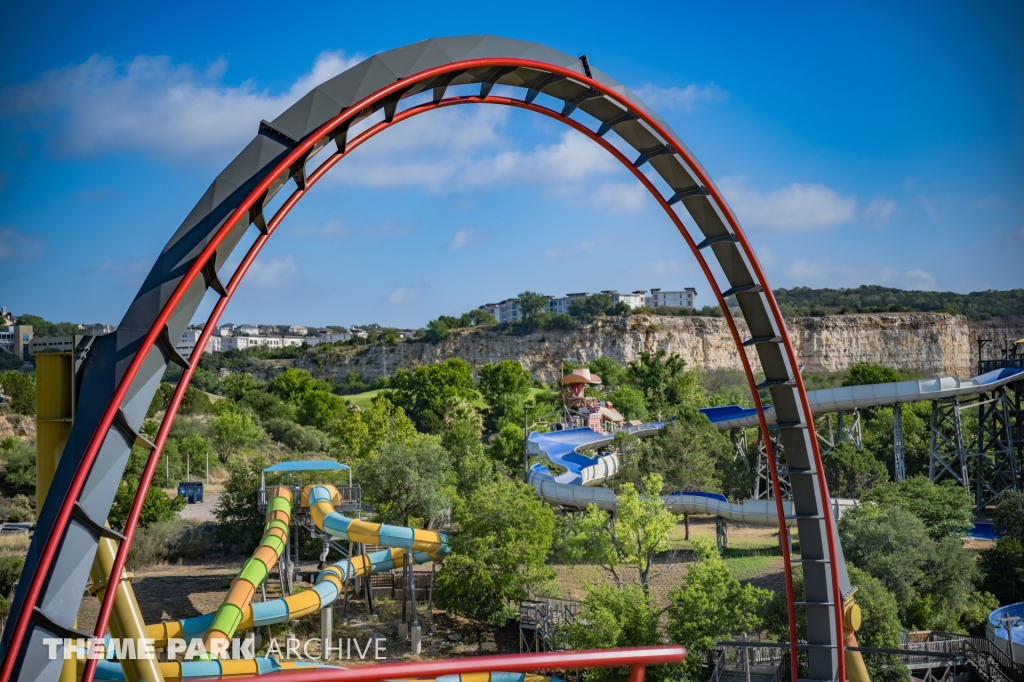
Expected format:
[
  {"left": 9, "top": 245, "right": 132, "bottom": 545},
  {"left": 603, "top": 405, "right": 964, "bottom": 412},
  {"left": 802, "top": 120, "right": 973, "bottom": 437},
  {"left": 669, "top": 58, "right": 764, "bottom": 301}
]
[
  {"left": 930, "top": 632, "right": 1024, "bottom": 682},
  {"left": 263, "top": 646, "right": 686, "bottom": 682}
]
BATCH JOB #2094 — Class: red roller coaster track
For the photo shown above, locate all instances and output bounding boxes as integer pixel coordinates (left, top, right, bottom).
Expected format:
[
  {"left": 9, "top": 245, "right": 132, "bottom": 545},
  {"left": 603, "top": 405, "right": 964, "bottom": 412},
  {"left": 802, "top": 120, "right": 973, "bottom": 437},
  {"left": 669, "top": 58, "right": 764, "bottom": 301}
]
[{"left": 0, "top": 57, "right": 843, "bottom": 682}]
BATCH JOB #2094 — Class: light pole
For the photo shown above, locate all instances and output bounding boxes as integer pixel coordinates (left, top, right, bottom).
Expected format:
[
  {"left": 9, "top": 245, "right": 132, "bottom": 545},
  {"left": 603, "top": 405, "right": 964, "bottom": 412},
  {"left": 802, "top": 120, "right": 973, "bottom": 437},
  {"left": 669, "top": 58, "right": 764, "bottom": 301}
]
[
  {"left": 523, "top": 403, "right": 530, "bottom": 483},
  {"left": 995, "top": 615, "right": 1021, "bottom": 665}
]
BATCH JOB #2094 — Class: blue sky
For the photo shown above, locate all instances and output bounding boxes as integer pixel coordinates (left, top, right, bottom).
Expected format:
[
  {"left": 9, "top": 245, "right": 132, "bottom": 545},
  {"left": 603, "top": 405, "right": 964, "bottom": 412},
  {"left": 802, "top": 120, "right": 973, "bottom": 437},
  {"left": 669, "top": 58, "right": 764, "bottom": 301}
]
[{"left": 1, "top": 0, "right": 1021, "bottom": 328}]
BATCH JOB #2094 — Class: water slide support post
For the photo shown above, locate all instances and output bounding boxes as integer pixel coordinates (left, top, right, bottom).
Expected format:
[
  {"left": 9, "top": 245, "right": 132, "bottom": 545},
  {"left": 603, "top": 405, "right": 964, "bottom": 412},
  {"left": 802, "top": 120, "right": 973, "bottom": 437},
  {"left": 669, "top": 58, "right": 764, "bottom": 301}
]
[{"left": 893, "top": 404, "right": 906, "bottom": 482}]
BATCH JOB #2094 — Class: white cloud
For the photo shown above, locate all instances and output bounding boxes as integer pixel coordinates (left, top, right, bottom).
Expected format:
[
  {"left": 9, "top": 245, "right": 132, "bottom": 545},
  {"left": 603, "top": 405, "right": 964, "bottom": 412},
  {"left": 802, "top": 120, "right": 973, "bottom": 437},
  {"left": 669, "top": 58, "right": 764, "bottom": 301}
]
[
  {"left": 0, "top": 226, "right": 45, "bottom": 262},
  {"left": 591, "top": 181, "right": 647, "bottom": 214},
  {"left": 387, "top": 286, "right": 423, "bottom": 305},
  {"left": 85, "top": 257, "right": 148, "bottom": 276},
  {"left": 649, "top": 259, "right": 687, "bottom": 274},
  {"left": 633, "top": 83, "right": 728, "bottom": 112},
  {"left": 783, "top": 258, "right": 937, "bottom": 291},
  {"left": 543, "top": 235, "right": 613, "bottom": 260},
  {"left": 456, "top": 129, "right": 617, "bottom": 189},
  {"left": 754, "top": 244, "right": 777, "bottom": 267},
  {"left": 717, "top": 175, "right": 857, "bottom": 231},
  {"left": 294, "top": 218, "right": 417, "bottom": 241},
  {"left": 864, "top": 196, "right": 896, "bottom": 225},
  {"left": 447, "top": 227, "right": 492, "bottom": 250},
  {"left": 903, "top": 269, "right": 937, "bottom": 290},
  {"left": 245, "top": 255, "right": 298, "bottom": 289},
  {"left": 0, "top": 50, "right": 363, "bottom": 162}
]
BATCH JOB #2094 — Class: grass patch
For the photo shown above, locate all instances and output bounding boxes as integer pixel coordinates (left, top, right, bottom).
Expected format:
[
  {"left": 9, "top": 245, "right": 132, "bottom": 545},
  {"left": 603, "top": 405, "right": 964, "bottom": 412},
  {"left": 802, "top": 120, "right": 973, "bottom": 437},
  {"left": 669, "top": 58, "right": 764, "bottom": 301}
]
[
  {"left": 723, "top": 555, "right": 783, "bottom": 582},
  {"left": 0, "top": 532, "right": 31, "bottom": 558},
  {"left": 344, "top": 389, "right": 383, "bottom": 411}
]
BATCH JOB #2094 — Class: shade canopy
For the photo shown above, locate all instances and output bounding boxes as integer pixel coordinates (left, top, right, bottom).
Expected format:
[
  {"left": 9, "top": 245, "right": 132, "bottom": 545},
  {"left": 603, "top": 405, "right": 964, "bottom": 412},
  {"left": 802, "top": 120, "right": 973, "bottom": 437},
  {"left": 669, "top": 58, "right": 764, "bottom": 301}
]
[{"left": 263, "top": 460, "right": 350, "bottom": 473}]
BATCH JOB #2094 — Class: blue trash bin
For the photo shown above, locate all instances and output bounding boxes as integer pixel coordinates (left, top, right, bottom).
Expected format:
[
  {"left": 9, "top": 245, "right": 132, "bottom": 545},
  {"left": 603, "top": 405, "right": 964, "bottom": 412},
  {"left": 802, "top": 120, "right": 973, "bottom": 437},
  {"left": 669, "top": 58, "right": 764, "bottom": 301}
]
[{"left": 177, "top": 482, "right": 204, "bottom": 504}]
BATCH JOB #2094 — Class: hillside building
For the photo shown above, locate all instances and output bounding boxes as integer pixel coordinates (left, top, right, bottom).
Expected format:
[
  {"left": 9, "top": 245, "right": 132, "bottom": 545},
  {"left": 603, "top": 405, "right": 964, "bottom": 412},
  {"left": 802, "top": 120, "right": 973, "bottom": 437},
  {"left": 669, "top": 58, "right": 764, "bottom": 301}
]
[{"left": 645, "top": 288, "right": 697, "bottom": 309}]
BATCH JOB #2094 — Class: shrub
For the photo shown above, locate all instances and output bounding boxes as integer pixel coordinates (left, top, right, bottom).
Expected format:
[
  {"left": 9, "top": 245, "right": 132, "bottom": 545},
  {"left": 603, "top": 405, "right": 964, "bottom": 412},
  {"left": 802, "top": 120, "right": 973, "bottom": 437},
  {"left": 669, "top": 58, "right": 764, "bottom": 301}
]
[
  {"left": 0, "top": 437, "right": 36, "bottom": 498},
  {"left": 265, "top": 418, "right": 326, "bottom": 452},
  {"left": 0, "top": 495, "right": 34, "bottom": 522},
  {"left": 108, "top": 482, "right": 187, "bottom": 531},
  {"left": 0, "top": 371, "right": 35, "bottom": 415},
  {"left": 0, "top": 556, "right": 25, "bottom": 598}
]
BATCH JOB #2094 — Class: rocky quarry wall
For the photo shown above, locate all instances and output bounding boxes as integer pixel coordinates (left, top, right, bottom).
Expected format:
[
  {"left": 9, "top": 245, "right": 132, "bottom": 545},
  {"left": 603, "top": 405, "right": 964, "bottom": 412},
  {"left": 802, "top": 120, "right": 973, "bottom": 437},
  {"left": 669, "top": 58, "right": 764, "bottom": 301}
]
[{"left": 302, "top": 314, "right": 1024, "bottom": 384}]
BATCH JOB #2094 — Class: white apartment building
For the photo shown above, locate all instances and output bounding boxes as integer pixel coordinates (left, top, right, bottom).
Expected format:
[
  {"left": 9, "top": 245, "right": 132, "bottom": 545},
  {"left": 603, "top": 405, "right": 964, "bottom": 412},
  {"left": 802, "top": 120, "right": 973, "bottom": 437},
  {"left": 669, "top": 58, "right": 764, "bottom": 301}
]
[
  {"left": 288, "top": 324, "right": 308, "bottom": 335},
  {"left": 320, "top": 331, "right": 352, "bottom": 343},
  {"left": 176, "top": 335, "right": 221, "bottom": 360},
  {"left": 237, "top": 324, "right": 259, "bottom": 336},
  {"left": 258, "top": 324, "right": 279, "bottom": 336},
  {"left": 603, "top": 290, "right": 647, "bottom": 309},
  {"left": 222, "top": 335, "right": 283, "bottom": 351},
  {"left": 645, "top": 288, "right": 697, "bottom": 309},
  {"left": 216, "top": 324, "right": 237, "bottom": 337},
  {"left": 478, "top": 303, "right": 501, "bottom": 320},
  {"left": 546, "top": 292, "right": 588, "bottom": 315},
  {"left": 498, "top": 299, "right": 521, "bottom": 324}
]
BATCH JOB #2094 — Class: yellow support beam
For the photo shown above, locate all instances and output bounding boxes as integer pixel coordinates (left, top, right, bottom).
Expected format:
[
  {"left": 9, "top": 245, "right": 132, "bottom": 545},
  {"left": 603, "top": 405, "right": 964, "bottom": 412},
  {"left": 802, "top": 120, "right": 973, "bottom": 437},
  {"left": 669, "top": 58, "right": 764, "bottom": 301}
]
[{"left": 36, "top": 349, "right": 165, "bottom": 682}]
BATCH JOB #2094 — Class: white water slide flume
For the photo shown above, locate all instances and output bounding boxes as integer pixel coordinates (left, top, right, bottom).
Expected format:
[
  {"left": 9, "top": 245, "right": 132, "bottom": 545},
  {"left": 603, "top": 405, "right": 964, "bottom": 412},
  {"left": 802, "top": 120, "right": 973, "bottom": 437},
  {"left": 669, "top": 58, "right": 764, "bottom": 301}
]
[
  {"left": 526, "top": 424, "right": 857, "bottom": 526},
  {"left": 700, "top": 366, "right": 1024, "bottom": 432}
]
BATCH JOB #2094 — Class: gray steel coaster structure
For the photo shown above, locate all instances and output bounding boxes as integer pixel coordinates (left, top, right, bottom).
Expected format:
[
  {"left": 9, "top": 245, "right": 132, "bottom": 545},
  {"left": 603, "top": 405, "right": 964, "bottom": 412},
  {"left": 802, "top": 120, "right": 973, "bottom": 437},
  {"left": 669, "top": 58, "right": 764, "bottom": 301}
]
[
  {"left": 0, "top": 36, "right": 851, "bottom": 682},
  {"left": 928, "top": 384, "right": 1022, "bottom": 512}
]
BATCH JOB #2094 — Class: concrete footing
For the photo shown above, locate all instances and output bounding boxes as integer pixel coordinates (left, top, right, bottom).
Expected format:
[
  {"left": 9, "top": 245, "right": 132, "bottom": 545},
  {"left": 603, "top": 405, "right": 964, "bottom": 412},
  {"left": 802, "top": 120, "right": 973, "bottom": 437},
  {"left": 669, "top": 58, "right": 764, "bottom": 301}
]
[{"left": 411, "top": 625, "right": 422, "bottom": 654}]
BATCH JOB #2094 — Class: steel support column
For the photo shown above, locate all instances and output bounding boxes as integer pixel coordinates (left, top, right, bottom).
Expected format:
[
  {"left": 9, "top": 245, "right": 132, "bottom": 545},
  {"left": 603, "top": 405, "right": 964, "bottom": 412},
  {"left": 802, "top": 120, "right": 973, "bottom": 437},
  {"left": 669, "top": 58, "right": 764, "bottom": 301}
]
[{"left": 893, "top": 403, "right": 906, "bottom": 482}]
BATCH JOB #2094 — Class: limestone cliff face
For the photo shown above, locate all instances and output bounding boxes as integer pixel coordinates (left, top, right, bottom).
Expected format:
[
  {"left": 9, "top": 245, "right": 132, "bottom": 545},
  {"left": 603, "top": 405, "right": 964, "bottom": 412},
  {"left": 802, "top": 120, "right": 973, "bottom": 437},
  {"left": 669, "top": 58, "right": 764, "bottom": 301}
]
[{"left": 301, "top": 314, "right": 1024, "bottom": 384}]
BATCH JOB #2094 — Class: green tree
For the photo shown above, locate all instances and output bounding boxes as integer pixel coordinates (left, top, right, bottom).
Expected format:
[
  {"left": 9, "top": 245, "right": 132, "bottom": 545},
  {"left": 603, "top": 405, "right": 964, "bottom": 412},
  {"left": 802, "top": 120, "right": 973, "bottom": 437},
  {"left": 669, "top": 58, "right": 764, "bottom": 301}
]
[
  {"left": 331, "top": 396, "right": 417, "bottom": 466},
  {"left": 839, "top": 505, "right": 980, "bottom": 630},
  {"left": 993, "top": 490, "right": 1024, "bottom": 540},
  {"left": 560, "top": 585, "right": 663, "bottom": 682},
  {"left": 588, "top": 355, "right": 626, "bottom": 389},
  {"left": 215, "top": 452, "right": 268, "bottom": 551},
  {"left": 385, "top": 358, "right": 478, "bottom": 433},
  {"left": 860, "top": 476, "right": 973, "bottom": 538},
  {"left": 266, "top": 418, "right": 325, "bottom": 452},
  {"left": 0, "top": 371, "right": 35, "bottom": 415},
  {"left": 0, "top": 556, "right": 25, "bottom": 598},
  {"left": 558, "top": 474, "right": 676, "bottom": 595},
  {"left": 0, "top": 437, "right": 35, "bottom": 497},
  {"left": 221, "top": 373, "right": 260, "bottom": 401},
  {"left": 625, "top": 350, "right": 704, "bottom": 415},
  {"left": 478, "top": 360, "right": 532, "bottom": 407},
  {"left": 178, "top": 435, "right": 212, "bottom": 478},
  {"left": 843, "top": 362, "right": 903, "bottom": 387},
  {"left": 423, "top": 319, "right": 450, "bottom": 344},
  {"left": 643, "top": 419, "right": 722, "bottom": 538},
  {"left": 488, "top": 423, "right": 525, "bottom": 476},
  {"left": 435, "top": 477, "right": 555, "bottom": 638},
  {"left": 666, "top": 537, "right": 771, "bottom": 680},
  {"left": 147, "top": 382, "right": 175, "bottom": 418},
  {"left": 240, "top": 390, "right": 295, "bottom": 423},
  {"left": 608, "top": 385, "right": 649, "bottom": 421},
  {"left": 477, "top": 360, "right": 532, "bottom": 430},
  {"left": 824, "top": 441, "right": 889, "bottom": 498},
  {"left": 189, "top": 366, "right": 222, "bottom": 394},
  {"left": 268, "top": 367, "right": 325, "bottom": 405},
  {"left": 178, "top": 385, "right": 213, "bottom": 415},
  {"left": 209, "top": 410, "right": 263, "bottom": 458},
  {"left": 108, "top": 482, "right": 186, "bottom": 531},
  {"left": 361, "top": 436, "right": 452, "bottom": 526},
  {"left": 978, "top": 539, "right": 1024, "bottom": 605},
  {"left": 296, "top": 389, "right": 347, "bottom": 430},
  {"left": 516, "top": 291, "right": 550, "bottom": 320},
  {"left": 440, "top": 416, "right": 493, "bottom": 501}
]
